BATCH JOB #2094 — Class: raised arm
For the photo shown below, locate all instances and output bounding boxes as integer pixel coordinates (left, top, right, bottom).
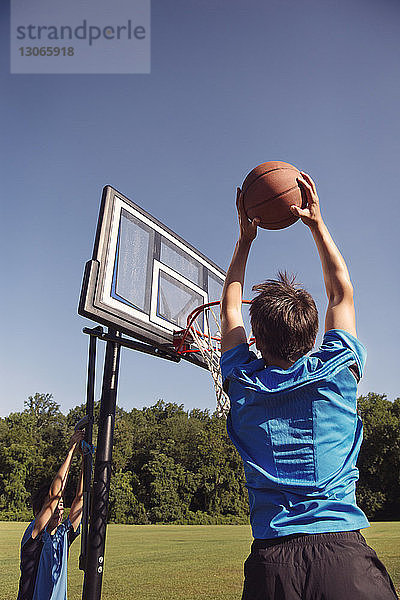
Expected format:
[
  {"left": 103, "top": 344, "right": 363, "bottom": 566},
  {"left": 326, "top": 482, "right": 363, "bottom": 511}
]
[
  {"left": 68, "top": 458, "right": 84, "bottom": 532},
  {"left": 291, "top": 172, "right": 356, "bottom": 337},
  {"left": 32, "top": 430, "right": 84, "bottom": 538},
  {"left": 220, "top": 188, "right": 259, "bottom": 354}
]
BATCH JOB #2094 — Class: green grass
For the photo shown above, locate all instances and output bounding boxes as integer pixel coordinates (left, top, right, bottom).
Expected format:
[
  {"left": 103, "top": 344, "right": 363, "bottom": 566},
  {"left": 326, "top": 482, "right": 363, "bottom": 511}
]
[{"left": 1, "top": 522, "right": 399, "bottom": 600}]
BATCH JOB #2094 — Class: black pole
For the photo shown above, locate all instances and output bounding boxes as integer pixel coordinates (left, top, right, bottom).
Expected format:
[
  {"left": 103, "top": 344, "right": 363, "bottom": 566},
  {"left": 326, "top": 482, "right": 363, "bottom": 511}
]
[
  {"left": 82, "top": 329, "right": 121, "bottom": 600},
  {"left": 79, "top": 331, "right": 98, "bottom": 571}
]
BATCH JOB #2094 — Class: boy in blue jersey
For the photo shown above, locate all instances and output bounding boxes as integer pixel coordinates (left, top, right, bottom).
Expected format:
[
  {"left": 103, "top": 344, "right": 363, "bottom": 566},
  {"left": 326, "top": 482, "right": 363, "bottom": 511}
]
[
  {"left": 220, "top": 172, "right": 398, "bottom": 600},
  {"left": 17, "top": 430, "right": 84, "bottom": 600}
]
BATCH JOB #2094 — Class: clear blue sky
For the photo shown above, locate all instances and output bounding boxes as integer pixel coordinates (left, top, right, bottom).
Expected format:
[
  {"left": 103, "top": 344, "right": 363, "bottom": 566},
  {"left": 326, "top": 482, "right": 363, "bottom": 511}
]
[{"left": 1, "top": 0, "right": 399, "bottom": 418}]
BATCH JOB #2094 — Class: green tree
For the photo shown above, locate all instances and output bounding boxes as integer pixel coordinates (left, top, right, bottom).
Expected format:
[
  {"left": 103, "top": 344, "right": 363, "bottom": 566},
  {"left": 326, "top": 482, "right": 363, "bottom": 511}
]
[
  {"left": 141, "top": 449, "right": 198, "bottom": 522},
  {"left": 357, "top": 393, "right": 400, "bottom": 519},
  {"left": 190, "top": 415, "right": 248, "bottom": 520},
  {"left": 108, "top": 470, "right": 148, "bottom": 524},
  {"left": 0, "top": 394, "right": 72, "bottom": 519}
]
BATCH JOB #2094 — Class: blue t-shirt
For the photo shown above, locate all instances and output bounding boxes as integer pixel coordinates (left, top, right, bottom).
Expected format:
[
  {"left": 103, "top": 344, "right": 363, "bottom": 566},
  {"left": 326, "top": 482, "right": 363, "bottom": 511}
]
[
  {"left": 220, "top": 329, "right": 369, "bottom": 539},
  {"left": 21, "top": 518, "right": 80, "bottom": 600}
]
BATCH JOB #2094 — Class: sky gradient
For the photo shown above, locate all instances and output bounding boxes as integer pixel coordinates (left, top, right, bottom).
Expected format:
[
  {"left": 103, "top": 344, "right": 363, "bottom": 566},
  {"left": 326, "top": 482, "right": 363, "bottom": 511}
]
[{"left": 1, "top": 0, "right": 399, "bottom": 417}]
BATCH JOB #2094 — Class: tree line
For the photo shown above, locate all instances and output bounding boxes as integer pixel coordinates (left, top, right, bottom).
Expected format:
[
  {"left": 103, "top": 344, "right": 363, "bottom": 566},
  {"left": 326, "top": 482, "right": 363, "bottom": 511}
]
[{"left": 0, "top": 392, "right": 399, "bottom": 523}]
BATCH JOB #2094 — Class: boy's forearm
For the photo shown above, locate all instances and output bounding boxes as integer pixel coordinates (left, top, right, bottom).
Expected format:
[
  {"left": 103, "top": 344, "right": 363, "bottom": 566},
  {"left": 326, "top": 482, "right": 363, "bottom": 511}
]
[
  {"left": 68, "top": 462, "right": 84, "bottom": 530},
  {"left": 310, "top": 220, "right": 352, "bottom": 301},
  {"left": 75, "top": 462, "right": 84, "bottom": 500},
  {"left": 221, "top": 238, "right": 252, "bottom": 313},
  {"left": 49, "top": 447, "right": 75, "bottom": 499}
]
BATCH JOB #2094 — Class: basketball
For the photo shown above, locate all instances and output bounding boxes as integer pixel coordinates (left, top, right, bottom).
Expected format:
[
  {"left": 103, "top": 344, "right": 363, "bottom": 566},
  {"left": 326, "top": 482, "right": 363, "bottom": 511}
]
[{"left": 241, "top": 161, "right": 306, "bottom": 230}]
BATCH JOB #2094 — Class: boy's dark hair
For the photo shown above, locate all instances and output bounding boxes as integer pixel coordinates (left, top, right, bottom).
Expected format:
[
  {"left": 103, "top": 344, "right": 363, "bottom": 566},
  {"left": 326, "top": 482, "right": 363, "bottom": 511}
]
[
  {"left": 250, "top": 271, "right": 318, "bottom": 363},
  {"left": 31, "top": 484, "right": 50, "bottom": 516}
]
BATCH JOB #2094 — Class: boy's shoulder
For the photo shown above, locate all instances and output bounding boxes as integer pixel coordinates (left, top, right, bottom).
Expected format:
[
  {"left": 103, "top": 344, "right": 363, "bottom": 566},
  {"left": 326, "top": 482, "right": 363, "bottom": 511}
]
[
  {"left": 220, "top": 342, "right": 261, "bottom": 382},
  {"left": 310, "top": 329, "right": 366, "bottom": 378},
  {"left": 55, "top": 518, "right": 81, "bottom": 547}
]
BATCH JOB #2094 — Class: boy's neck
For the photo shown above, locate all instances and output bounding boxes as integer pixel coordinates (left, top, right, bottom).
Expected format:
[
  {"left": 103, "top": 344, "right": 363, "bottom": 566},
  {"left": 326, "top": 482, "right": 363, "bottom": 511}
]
[{"left": 263, "top": 354, "right": 294, "bottom": 370}]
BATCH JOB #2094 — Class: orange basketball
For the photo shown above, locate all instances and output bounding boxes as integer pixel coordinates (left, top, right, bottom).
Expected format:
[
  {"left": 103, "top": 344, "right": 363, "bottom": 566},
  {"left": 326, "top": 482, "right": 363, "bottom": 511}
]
[{"left": 241, "top": 161, "right": 306, "bottom": 230}]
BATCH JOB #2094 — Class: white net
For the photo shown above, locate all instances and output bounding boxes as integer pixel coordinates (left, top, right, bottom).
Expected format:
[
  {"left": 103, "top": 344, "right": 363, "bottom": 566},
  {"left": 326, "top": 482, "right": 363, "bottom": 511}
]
[
  {"left": 175, "top": 301, "right": 253, "bottom": 418},
  {"left": 188, "top": 304, "right": 230, "bottom": 417}
]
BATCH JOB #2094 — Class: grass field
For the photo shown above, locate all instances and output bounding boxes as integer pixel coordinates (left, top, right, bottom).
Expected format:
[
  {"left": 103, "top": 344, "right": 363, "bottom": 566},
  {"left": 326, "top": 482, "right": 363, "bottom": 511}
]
[{"left": 1, "top": 522, "right": 399, "bottom": 599}]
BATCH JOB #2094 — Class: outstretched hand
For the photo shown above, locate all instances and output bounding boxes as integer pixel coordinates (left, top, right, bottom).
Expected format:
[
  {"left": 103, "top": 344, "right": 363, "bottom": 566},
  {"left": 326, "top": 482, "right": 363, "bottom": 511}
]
[
  {"left": 290, "top": 172, "right": 323, "bottom": 229},
  {"left": 68, "top": 430, "right": 85, "bottom": 454},
  {"left": 236, "top": 187, "right": 260, "bottom": 242}
]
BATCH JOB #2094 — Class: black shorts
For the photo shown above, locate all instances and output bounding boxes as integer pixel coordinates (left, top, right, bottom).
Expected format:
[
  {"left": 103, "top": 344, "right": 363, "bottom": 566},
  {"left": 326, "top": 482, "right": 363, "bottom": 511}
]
[{"left": 241, "top": 531, "right": 398, "bottom": 600}]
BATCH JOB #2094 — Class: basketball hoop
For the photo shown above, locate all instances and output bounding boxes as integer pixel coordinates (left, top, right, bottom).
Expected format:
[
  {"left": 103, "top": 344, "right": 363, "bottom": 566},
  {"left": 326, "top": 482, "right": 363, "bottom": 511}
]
[{"left": 173, "top": 300, "right": 253, "bottom": 418}]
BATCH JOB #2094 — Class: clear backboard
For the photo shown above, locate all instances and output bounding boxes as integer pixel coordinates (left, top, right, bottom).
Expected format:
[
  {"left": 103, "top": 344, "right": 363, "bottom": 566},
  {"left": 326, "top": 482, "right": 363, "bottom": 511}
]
[{"left": 79, "top": 186, "right": 226, "bottom": 366}]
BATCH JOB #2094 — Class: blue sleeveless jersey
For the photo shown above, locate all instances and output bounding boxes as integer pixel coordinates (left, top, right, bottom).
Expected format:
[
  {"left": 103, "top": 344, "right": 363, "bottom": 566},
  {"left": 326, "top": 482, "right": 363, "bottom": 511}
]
[{"left": 220, "top": 329, "right": 369, "bottom": 539}]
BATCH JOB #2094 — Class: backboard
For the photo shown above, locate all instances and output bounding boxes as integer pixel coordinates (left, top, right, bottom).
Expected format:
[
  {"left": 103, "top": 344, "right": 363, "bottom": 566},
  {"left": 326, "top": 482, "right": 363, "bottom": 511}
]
[{"left": 79, "top": 186, "right": 226, "bottom": 365}]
